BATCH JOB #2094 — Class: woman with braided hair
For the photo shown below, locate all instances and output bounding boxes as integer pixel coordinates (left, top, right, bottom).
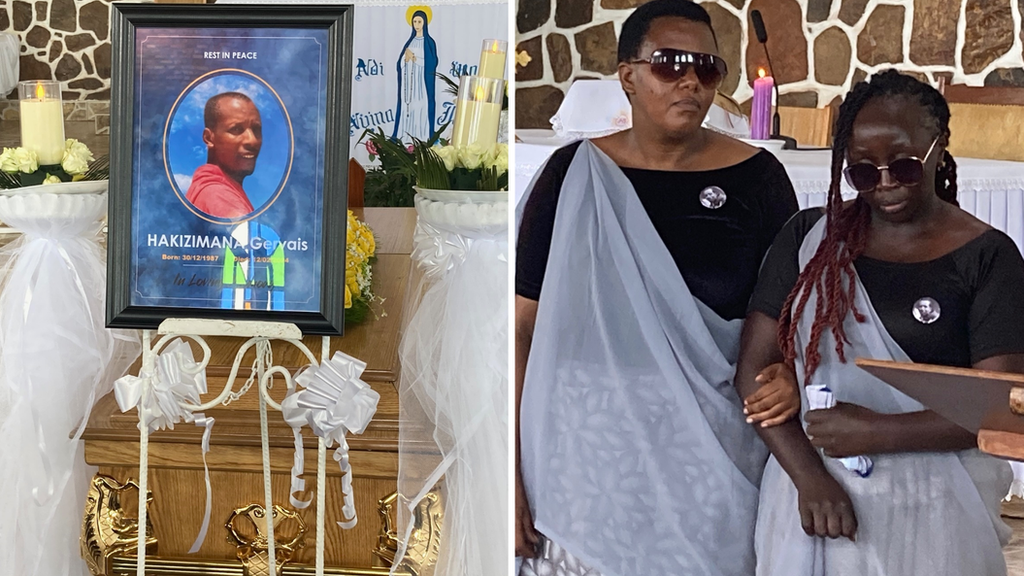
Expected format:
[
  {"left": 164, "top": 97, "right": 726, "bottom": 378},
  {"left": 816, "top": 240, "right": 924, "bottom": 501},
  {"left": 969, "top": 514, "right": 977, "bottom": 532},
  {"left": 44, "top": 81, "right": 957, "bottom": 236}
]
[{"left": 736, "top": 69, "right": 1024, "bottom": 575}]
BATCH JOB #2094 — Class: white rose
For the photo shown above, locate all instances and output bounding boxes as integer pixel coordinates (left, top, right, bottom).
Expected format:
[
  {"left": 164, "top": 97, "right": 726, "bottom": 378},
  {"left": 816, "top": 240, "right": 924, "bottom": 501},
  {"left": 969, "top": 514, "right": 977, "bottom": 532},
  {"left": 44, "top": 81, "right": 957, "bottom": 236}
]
[
  {"left": 65, "top": 138, "right": 93, "bottom": 160},
  {"left": 62, "top": 153, "right": 89, "bottom": 175},
  {"left": 432, "top": 145, "right": 457, "bottom": 171},
  {"left": 490, "top": 145, "right": 509, "bottom": 174},
  {"left": 62, "top": 138, "right": 94, "bottom": 175},
  {"left": 481, "top": 143, "right": 500, "bottom": 167},
  {"left": 0, "top": 148, "right": 17, "bottom": 172},
  {"left": 42, "top": 174, "right": 61, "bottom": 184},
  {"left": 9, "top": 148, "right": 39, "bottom": 173},
  {"left": 457, "top": 143, "right": 487, "bottom": 170}
]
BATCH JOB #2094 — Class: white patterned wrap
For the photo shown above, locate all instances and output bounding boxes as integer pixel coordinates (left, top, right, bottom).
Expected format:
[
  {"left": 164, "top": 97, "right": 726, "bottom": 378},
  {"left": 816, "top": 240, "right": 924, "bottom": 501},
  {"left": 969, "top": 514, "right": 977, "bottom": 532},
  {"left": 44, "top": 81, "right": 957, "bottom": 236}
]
[
  {"left": 517, "top": 142, "right": 766, "bottom": 576},
  {"left": 756, "top": 217, "right": 1012, "bottom": 576},
  {"left": 521, "top": 537, "right": 604, "bottom": 576}
]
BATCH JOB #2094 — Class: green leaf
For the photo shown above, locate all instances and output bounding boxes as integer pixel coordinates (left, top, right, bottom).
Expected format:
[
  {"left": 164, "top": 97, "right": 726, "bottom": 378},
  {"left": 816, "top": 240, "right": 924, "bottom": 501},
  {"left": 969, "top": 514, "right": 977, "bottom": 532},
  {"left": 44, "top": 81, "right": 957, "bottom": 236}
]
[
  {"left": 0, "top": 171, "right": 19, "bottom": 189},
  {"left": 19, "top": 170, "right": 45, "bottom": 186},
  {"left": 412, "top": 145, "right": 451, "bottom": 189},
  {"left": 435, "top": 73, "right": 460, "bottom": 98},
  {"left": 345, "top": 298, "right": 370, "bottom": 325},
  {"left": 449, "top": 167, "right": 480, "bottom": 190}
]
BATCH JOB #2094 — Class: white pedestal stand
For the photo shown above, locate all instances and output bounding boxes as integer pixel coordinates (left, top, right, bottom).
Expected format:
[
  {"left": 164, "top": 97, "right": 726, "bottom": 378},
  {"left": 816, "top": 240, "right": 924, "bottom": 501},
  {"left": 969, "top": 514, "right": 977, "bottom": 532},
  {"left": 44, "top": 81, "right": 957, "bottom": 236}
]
[{"left": 392, "top": 191, "right": 508, "bottom": 576}]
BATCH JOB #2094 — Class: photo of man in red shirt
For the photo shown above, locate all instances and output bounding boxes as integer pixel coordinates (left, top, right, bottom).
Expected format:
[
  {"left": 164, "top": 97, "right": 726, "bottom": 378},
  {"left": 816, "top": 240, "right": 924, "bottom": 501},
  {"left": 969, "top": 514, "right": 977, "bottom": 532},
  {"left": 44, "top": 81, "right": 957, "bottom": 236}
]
[{"left": 186, "top": 91, "right": 262, "bottom": 219}]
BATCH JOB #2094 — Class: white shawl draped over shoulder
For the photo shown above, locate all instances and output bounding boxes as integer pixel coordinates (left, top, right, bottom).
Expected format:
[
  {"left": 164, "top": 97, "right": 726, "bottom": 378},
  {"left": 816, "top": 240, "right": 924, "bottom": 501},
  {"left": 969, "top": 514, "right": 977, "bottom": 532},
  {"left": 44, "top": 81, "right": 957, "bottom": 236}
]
[
  {"left": 755, "top": 216, "right": 1012, "bottom": 576},
  {"left": 518, "top": 140, "right": 767, "bottom": 576}
]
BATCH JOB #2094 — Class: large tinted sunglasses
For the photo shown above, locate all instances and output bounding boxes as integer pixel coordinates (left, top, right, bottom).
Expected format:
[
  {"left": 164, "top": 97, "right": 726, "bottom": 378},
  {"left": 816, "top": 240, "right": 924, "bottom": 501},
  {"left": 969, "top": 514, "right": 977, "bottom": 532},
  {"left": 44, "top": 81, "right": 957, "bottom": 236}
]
[
  {"left": 842, "top": 137, "right": 939, "bottom": 192},
  {"left": 630, "top": 49, "right": 727, "bottom": 88}
]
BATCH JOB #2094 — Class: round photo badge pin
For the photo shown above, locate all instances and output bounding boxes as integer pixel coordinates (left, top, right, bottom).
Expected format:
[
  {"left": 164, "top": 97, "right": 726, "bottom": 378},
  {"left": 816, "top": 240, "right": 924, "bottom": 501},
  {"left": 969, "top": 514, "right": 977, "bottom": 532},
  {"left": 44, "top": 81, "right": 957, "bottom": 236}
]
[{"left": 699, "top": 186, "right": 726, "bottom": 210}]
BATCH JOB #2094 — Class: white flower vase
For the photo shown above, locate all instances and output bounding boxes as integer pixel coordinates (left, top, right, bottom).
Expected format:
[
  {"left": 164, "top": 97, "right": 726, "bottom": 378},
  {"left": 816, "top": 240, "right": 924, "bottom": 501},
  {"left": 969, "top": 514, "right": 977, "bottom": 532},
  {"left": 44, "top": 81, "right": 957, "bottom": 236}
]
[
  {"left": 398, "top": 190, "right": 508, "bottom": 576},
  {"left": 414, "top": 186, "right": 508, "bottom": 205},
  {"left": 498, "top": 110, "right": 509, "bottom": 144}
]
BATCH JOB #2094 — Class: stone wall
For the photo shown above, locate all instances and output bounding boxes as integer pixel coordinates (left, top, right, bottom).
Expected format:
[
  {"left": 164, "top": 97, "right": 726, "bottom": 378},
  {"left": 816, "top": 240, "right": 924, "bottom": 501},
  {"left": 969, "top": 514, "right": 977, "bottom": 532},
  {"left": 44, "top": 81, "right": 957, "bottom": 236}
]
[
  {"left": 515, "top": 0, "right": 1024, "bottom": 128},
  {"left": 0, "top": 0, "right": 113, "bottom": 131}
]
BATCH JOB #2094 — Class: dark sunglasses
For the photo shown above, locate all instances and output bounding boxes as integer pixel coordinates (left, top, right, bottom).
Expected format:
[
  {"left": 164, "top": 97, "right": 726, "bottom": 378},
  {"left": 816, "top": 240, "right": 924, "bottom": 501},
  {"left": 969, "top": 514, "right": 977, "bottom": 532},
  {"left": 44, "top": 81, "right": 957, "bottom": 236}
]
[
  {"left": 629, "top": 49, "right": 727, "bottom": 88},
  {"left": 842, "top": 137, "right": 939, "bottom": 192}
]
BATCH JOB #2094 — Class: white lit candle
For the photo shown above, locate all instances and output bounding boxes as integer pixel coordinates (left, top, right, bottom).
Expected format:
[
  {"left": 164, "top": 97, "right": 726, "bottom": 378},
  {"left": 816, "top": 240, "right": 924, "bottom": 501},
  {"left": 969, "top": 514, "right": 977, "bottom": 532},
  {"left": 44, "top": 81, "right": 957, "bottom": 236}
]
[
  {"left": 478, "top": 39, "right": 508, "bottom": 79},
  {"left": 451, "top": 76, "right": 504, "bottom": 147},
  {"left": 18, "top": 81, "right": 65, "bottom": 166}
]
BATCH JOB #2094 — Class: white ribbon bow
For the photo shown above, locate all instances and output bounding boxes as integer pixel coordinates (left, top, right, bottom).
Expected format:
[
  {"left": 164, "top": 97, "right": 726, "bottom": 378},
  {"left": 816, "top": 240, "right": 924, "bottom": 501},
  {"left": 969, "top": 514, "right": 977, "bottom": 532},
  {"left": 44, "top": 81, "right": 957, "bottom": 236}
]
[
  {"left": 113, "top": 338, "right": 215, "bottom": 553},
  {"left": 411, "top": 220, "right": 473, "bottom": 281},
  {"left": 281, "top": 350, "right": 379, "bottom": 529},
  {"left": 114, "top": 338, "right": 207, "bottom": 431}
]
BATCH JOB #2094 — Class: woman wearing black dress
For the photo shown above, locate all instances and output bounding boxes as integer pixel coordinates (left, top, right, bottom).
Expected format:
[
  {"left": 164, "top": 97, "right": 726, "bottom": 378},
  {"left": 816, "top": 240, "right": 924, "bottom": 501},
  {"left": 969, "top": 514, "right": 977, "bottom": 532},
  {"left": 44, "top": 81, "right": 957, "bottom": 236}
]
[
  {"left": 736, "top": 70, "right": 1024, "bottom": 575},
  {"left": 515, "top": 1, "right": 801, "bottom": 574}
]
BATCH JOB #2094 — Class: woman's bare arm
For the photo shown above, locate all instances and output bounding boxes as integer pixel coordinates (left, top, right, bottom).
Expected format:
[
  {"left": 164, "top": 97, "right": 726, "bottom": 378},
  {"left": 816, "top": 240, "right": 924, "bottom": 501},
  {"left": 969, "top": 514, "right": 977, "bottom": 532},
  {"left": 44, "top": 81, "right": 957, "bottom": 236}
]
[
  {"left": 515, "top": 295, "right": 540, "bottom": 557},
  {"left": 734, "top": 311, "right": 857, "bottom": 539}
]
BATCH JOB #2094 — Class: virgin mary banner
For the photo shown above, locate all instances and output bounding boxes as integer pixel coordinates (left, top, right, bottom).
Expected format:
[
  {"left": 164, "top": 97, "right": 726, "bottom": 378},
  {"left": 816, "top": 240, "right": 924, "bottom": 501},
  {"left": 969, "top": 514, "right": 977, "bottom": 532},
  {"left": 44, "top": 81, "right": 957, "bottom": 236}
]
[
  {"left": 213, "top": 1, "right": 507, "bottom": 163},
  {"left": 347, "top": 3, "right": 508, "bottom": 161}
]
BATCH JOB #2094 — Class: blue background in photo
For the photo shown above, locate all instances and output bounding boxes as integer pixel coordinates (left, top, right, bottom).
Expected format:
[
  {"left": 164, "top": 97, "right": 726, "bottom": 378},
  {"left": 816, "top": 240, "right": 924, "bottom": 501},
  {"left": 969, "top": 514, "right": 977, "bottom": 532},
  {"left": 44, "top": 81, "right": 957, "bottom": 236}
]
[
  {"left": 130, "top": 27, "right": 329, "bottom": 312},
  {"left": 166, "top": 73, "right": 291, "bottom": 212}
]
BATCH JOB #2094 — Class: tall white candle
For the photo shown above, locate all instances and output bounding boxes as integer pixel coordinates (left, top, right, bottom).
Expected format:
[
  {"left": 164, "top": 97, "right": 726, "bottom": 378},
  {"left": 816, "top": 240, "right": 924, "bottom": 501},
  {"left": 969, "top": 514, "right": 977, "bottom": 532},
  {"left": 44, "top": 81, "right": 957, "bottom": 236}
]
[
  {"left": 451, "top": 100, "right": 502, "bottom": 147},
  {"left": 450, "top": 75, "right": 504, "bottom": 148},
  {"left": 18, "top": 81, "right": 65, "bottom": 166},
  {"left": 478, "top": 39, "right": 507, "bottom": 79}
]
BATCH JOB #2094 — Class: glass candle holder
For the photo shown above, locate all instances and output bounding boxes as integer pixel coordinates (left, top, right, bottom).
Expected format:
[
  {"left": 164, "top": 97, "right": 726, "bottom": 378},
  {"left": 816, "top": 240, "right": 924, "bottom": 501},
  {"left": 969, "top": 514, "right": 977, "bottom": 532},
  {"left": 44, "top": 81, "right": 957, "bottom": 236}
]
[
  {"left": 478, "top": 39, "right": 508, "bottom": 79},
  {"left": 18, "top": 80, "right": 65, "bottom": 166},
  {"left": 450, "top": 75, "right": 505, "bottom": 148}
]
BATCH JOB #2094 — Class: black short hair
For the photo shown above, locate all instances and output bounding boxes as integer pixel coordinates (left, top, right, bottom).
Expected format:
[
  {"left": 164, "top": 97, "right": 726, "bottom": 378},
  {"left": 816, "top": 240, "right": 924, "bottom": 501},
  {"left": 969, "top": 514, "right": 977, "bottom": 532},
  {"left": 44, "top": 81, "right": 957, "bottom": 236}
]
[
  {"left": 617, "top": 0, "right": 717, "bottom": 63},
  {"left": 204, "top": 92, "right": 255, "bottom": 129}
]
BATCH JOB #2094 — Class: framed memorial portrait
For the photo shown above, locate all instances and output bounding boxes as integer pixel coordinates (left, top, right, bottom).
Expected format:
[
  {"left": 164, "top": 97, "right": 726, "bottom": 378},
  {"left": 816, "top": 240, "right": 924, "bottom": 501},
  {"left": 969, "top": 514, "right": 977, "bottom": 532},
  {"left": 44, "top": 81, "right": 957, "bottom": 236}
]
[{"left": 105, "top": 4, "right": 353, "bottom": 335}]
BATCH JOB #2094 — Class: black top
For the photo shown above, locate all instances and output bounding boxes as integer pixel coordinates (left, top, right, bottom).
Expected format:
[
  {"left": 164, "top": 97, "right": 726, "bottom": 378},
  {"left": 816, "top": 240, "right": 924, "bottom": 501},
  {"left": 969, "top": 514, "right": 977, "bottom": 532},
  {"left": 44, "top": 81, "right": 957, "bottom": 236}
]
[
  {"left": 516, "top": 141, "right": 800, "bottom": 320},
  {"left": 749, "top": 208, "right": 1024, "bottom": 366}
]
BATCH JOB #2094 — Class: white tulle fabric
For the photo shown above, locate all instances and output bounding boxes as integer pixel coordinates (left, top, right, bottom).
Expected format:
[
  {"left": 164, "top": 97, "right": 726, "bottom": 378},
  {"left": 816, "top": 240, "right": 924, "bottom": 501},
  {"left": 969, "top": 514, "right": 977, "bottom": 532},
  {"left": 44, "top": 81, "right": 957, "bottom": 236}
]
[
  {"left": 0, "top": 191, "right": 140, "bottom": 576},
  {"left": 755, "top": 217, "right": 1012, "bottom": 576},
  {"left": 0, "top": 33, "right": 18, "bottom": 96},
  {"left": 517, "top": 141, "right": 767, "bottom": 576},
  {"left": 393, "top": 193, "right": 508, "bottom": 576}
]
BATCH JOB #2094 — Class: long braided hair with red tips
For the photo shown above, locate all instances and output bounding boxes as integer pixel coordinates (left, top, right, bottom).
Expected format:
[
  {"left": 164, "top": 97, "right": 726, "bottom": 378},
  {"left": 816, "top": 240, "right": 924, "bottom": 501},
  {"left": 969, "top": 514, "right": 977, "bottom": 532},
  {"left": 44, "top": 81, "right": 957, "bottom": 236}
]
[{"left": 778, "top": 69, "right": 959, "bottom": 383}]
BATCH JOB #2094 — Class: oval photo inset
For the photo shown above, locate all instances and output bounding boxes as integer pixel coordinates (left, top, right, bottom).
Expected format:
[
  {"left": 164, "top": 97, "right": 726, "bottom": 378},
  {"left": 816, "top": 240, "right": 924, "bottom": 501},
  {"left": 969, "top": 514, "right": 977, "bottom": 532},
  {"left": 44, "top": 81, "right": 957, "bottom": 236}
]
[{"left": 164, "top": 70, "right": 293, "bottom": 224}]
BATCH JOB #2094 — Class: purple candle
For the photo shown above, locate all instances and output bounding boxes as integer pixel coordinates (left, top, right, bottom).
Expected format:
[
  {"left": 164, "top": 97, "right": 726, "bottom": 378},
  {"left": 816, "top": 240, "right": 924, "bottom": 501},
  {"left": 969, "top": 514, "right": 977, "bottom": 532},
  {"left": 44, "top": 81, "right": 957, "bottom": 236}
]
[{"left": 750, "top": 68, "right": 774, "bottom": 140}]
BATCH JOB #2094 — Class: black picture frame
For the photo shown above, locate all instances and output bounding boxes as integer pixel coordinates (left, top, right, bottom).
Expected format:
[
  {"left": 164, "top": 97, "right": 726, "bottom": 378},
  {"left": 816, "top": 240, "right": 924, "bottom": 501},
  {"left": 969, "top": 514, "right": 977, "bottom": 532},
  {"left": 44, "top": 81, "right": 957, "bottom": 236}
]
[{"left": 106, "top": 4, "right": 353, "bottom": 335}]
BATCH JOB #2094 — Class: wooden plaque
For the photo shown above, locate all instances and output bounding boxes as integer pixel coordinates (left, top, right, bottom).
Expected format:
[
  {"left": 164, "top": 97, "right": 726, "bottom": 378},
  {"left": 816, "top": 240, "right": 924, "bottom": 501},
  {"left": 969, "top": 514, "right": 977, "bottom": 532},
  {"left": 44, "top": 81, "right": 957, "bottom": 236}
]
[{"left": 856, "top": 358, "right": 1024, "bottom": 461}]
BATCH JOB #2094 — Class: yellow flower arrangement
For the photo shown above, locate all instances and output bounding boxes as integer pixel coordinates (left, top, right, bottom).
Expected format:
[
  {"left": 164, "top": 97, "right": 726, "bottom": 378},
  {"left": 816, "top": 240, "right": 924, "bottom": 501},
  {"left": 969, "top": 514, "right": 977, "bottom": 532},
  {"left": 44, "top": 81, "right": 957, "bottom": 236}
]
[{"left": 344, "top": 210, "right": 381, "bottom": 324}]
